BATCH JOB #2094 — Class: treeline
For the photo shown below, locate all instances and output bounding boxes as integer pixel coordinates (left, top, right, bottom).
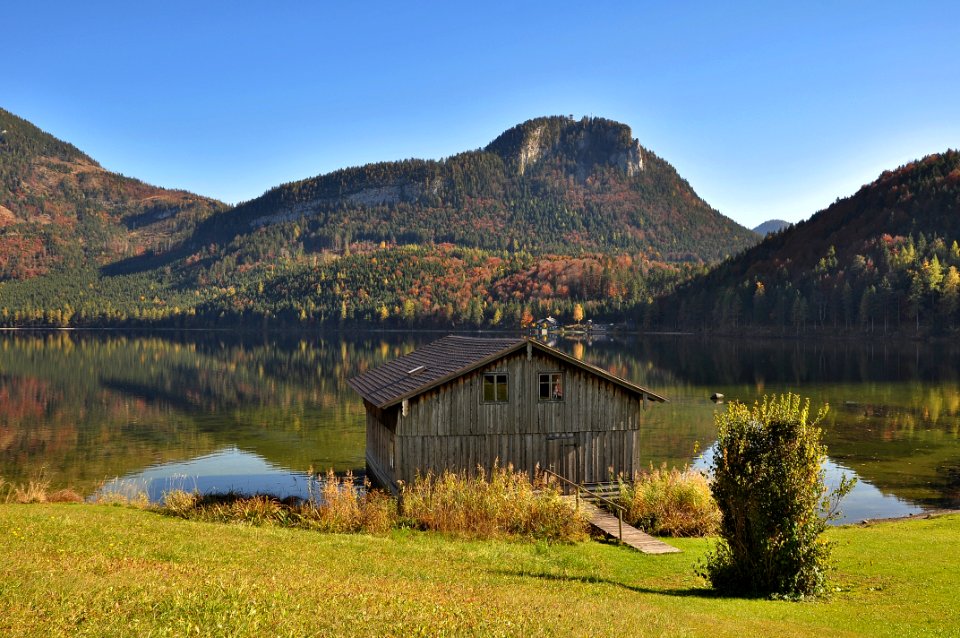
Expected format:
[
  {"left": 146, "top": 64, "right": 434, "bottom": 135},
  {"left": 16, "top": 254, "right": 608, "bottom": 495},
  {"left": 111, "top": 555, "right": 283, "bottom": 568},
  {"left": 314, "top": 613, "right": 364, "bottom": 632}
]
[
  {"left": 0, "top": 245, "right": 696, "bottom": 329},
  {"left": 653, "top": 233, "right": 960, "bottom": 334}
]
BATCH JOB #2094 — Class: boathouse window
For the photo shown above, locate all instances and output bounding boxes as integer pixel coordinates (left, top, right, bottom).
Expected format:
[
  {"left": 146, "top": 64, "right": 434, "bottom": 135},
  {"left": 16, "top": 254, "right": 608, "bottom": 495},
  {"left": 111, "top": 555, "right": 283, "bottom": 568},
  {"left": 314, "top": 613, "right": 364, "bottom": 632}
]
[
  {"left": 539, "top": 372, "right": 564, "bottom": 401},
  {"left": 482, "top": 373, "right": 509, "bottom": 403}
]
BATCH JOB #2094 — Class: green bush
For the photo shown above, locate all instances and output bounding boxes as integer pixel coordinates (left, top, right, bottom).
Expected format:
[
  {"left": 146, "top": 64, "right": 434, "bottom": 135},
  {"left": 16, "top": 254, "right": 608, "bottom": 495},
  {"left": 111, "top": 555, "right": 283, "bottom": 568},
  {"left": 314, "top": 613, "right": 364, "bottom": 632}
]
[
  {"left": 618, "top": 465, "right": 720, "bottom": 537},
  {"left": 700, "top": 393, "right": 854, "bottom": 598}
]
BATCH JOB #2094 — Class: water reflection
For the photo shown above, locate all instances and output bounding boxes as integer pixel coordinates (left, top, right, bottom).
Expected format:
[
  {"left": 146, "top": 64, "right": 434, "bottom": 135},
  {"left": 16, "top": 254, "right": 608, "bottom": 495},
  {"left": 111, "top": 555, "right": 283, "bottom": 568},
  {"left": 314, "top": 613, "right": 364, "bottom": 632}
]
[
  {"left": 1, "top": 330, "right": 958, "bottom": 521},
  {"left": 95, "top": 448, "right": 315, "bottom": 502}
]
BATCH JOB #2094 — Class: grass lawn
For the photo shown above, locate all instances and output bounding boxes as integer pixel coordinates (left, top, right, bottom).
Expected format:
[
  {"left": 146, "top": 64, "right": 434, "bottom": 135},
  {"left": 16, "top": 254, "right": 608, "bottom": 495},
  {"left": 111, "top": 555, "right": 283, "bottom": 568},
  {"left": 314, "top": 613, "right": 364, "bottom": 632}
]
[{"left": 1, "top": 504, "right": 957, "bottom": 637}]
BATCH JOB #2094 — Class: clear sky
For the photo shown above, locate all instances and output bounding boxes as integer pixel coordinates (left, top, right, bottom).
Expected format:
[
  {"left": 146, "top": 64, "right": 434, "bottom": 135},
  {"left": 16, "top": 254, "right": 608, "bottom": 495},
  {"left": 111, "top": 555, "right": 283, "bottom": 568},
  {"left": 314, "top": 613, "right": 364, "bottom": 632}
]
[{"left": 4, "top": 1, "right": 959, "bottom": 229}]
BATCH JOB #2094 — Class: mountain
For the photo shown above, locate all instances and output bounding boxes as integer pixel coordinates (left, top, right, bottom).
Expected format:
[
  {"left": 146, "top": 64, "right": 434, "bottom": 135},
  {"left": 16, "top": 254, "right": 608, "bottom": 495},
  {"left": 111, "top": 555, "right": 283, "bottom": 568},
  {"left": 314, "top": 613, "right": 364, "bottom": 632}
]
[
  {"left": 652, "top": 150, "right": 960, "bottom": 334},
  {"left": 0, "top": 112, "right": 756, "bottom": 328},
  {"left": 190, "top": 116, "right": 756, "bottom": 264},
  {"left": 0, "top": 108, "right": 226, "bottom": 280},
  {"left": 752, "top": 219, "right": 791, "bottom": 236}
]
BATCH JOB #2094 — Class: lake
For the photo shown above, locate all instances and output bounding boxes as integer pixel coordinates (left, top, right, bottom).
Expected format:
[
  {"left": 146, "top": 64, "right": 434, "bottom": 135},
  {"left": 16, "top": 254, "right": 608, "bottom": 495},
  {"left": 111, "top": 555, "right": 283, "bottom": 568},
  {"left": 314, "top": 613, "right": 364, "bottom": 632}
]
[{"left": 1, "top": 330, "right": 958, "bottom": 523}]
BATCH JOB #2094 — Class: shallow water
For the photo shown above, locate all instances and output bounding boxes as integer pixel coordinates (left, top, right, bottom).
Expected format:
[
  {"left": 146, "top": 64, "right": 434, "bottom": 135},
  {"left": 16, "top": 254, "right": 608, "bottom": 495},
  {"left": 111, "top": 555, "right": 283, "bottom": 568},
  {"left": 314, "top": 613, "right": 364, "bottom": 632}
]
[{"left": 1, "top": 330, "right": 957, "bottom": 522}]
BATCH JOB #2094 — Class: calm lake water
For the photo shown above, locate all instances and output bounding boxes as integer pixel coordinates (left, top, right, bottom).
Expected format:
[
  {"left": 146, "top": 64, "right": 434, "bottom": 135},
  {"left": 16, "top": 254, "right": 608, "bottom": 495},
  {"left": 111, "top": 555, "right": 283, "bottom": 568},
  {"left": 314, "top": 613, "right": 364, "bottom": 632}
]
[{"left": 2, "top": 330, "right": 958, "bottom": 523}]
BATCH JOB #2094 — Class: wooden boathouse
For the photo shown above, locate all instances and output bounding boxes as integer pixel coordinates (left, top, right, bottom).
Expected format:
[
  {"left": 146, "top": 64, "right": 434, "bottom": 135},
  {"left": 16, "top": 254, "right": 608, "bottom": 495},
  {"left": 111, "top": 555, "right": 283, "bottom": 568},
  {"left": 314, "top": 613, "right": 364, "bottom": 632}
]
[{"left": 348, "top": 335, "right": 666, "bottom": 493}]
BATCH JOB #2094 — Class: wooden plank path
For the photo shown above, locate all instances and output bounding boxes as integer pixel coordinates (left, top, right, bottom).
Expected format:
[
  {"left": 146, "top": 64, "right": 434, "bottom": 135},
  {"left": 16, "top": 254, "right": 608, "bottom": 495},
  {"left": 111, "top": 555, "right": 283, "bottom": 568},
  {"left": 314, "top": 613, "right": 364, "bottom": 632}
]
[{"left": 572, "top": 498, "right": 681, "bottom": 554}]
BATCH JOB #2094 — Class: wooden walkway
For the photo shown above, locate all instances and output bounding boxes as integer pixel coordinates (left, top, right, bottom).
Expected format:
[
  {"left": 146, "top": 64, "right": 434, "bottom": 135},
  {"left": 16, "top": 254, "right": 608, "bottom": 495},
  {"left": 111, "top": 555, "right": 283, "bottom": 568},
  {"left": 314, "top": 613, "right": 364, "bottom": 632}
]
[{"left": 573, "top": 499, "right": 681, "bottom": 554}]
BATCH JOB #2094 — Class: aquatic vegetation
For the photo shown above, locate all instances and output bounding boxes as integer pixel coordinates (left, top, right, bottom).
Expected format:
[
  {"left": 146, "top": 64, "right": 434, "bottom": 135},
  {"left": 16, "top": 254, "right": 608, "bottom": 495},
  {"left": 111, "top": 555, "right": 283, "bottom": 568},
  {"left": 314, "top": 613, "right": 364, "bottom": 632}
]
[
  {"left": 154, "top": 466, "right": 587, "bottom": 542},
  {"left": 0, "top": 470, "right": 84, "bottom": 504},
  {"left": 400, "top": 465, "right": 589, "bottom": 541},
  {"left": 159, "top": 473, "right": 396, "bottom": 534},
  {"left": 617, "top": 465, "right": 720, "bottom": 537}
]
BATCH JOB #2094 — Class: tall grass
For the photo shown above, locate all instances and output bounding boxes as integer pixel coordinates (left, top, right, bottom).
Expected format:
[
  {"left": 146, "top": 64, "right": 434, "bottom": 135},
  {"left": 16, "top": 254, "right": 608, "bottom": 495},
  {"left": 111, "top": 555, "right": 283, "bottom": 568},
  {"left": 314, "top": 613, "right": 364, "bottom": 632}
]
[
  {"left": 307, "top": 470, "right": 395, "bottom": 533},
  {"left": 161, "top": 471, "right": 396, "bottom": 534},
  {"left": 0, "top": 471, "right": 83, "bottom": 504},
  {"left": 91, "top": 477, "right": 151, "bottom": 507},
  {"left": 617, "top": 465, "right": 720, "bottom": 537},
  {"left": 400, "top": 465, "right": 588, "bottom": 541},
  {"left": 160, "top": 466, "right": 586, "bottom": 541},
  {"left": 3, "top": 467, "right": 587, "bottom": 542}
]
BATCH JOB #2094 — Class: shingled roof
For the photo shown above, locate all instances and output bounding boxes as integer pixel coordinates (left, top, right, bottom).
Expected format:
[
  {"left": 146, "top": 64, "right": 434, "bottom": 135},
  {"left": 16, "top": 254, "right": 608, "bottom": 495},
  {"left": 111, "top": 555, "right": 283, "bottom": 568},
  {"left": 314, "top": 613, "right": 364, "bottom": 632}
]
[{"left": 348, "top": 335, "right": 666, "bottom": 409}]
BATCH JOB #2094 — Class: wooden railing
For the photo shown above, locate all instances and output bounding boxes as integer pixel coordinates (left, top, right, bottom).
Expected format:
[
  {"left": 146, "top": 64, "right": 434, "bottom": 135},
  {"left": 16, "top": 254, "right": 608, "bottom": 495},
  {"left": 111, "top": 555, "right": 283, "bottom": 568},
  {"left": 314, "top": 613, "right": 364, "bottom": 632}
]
[{"left": 541, "top": 468, "right": 625, "bottom": 542}]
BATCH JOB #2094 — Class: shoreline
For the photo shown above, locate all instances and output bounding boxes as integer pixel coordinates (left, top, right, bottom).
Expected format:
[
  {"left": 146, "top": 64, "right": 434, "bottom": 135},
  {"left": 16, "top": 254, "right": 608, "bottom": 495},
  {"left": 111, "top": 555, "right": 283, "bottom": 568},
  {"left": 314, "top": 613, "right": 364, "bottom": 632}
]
[{"left": 854, "top": 508, "right": 960, "bottom": 526}]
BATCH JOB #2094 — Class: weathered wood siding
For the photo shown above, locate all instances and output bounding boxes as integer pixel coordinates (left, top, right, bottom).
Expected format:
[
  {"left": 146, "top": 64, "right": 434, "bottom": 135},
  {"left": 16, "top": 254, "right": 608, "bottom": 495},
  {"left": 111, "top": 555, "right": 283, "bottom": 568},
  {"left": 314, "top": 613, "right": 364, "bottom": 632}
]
[
  {"left": 373, "top": 350, "right": 643, "bottom": 488},
  {"left": 364, "top": 399, "right": 399, "bottom": 490}
]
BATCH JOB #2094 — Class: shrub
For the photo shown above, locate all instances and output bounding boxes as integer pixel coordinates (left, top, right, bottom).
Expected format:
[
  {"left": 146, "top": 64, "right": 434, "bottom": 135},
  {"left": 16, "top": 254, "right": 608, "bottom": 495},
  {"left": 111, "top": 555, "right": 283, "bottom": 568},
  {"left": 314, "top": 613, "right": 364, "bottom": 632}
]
[
  {"left": 223, "top": 494, "right": 283, "bottom": 525},
  {"left": 13, "top": 476, "right": 51, "bottom": 503},
  {"left": 618, "top": 465, "right": 720, "bottom": 537},
  {"left": 400, "top": 464, "right": 588, "bottom": 541},
  {"left": 700, "top": 393, "right": 854, "bottom": 598},
  {"left": 161, "top": 492, "right": 294, "bottom": 526}
]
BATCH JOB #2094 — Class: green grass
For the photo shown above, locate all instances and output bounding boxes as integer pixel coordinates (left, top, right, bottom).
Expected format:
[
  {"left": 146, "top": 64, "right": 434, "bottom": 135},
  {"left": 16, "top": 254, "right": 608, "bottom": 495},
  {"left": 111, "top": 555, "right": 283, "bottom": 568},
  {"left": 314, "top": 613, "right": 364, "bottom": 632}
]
[{"left": 1, "top": 504, "right": 957, "bottom": 637}]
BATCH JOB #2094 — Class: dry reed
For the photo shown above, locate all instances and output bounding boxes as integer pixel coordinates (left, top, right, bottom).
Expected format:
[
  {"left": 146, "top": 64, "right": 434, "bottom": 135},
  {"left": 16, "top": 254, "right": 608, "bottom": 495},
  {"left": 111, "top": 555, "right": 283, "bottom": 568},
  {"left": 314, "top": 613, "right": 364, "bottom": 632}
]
[
  {"left": 0, "top": 470, "right": 83, "bottom": 504},
  {"left": 2, "top": 465, "right": 587, "bottom": 543},
  {"left": 618, "top": 464, "right": 721, "bottom": 537},
  {"left": 160, "top": 471, "right": 396, "bottom": 534},
  {"left": 400, "top": 464, "right": 588, "bottom": 541},
  {"left": 47, "top": 489, "right": 84, "bottom": 503},
  {"left": 91, "top": 477, "right": 151, "bottom": 507}
]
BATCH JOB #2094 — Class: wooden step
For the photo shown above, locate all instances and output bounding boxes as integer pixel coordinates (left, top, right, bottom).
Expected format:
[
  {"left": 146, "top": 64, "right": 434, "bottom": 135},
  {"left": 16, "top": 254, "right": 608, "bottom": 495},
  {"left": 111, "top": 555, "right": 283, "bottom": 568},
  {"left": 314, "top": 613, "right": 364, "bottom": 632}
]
[{"left": 568, "top": 498, "right": 681, "bottom": 555}]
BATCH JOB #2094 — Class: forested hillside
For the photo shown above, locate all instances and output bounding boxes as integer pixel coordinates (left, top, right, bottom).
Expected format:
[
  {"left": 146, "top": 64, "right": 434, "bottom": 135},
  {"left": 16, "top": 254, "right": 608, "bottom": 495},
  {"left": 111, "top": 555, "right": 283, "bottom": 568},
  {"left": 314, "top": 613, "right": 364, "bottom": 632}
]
[
  {"left": 190, "top": 115, "right": 755, "bottom": 263},
  {"left": 5, "top": 109, "right": 957, "bottom": 335},
  {"left": 0, "top": 108, "right": 226, "bottom": 280},
  {"left": 0, "top": 111, "right": 749, "bottom": 328},
  {"left": 0, "top": 246, "right": 699, "bottom": 328},
  {"left": 652, "top": 151, "right": 960, "bottom": 335}
]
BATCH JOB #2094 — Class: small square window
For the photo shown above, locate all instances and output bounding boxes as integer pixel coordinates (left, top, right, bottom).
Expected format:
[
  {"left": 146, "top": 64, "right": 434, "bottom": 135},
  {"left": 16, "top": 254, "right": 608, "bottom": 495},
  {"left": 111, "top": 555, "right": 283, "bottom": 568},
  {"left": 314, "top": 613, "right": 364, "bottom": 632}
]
[
  {"left": 483, "top": 373, "right": 509, "bottom": 403},
  {"left": 539, "top": 372, "right": 563, "bottom": 401}
]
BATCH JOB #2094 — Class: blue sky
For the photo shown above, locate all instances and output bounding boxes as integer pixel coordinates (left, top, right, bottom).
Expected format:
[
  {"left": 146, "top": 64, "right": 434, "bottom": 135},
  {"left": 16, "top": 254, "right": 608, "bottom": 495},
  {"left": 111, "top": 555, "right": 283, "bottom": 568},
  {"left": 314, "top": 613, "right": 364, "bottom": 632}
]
[{"left": 4, "top": 1, "right": 959, "bottom": 228}]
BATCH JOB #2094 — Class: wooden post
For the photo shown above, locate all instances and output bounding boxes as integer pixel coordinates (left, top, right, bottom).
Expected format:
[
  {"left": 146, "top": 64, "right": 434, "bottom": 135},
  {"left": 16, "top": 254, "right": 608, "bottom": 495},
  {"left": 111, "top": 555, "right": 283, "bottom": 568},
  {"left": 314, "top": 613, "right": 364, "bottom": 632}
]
[{"left": 618, "top": 509, "right": 623, "bottom": 542}]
